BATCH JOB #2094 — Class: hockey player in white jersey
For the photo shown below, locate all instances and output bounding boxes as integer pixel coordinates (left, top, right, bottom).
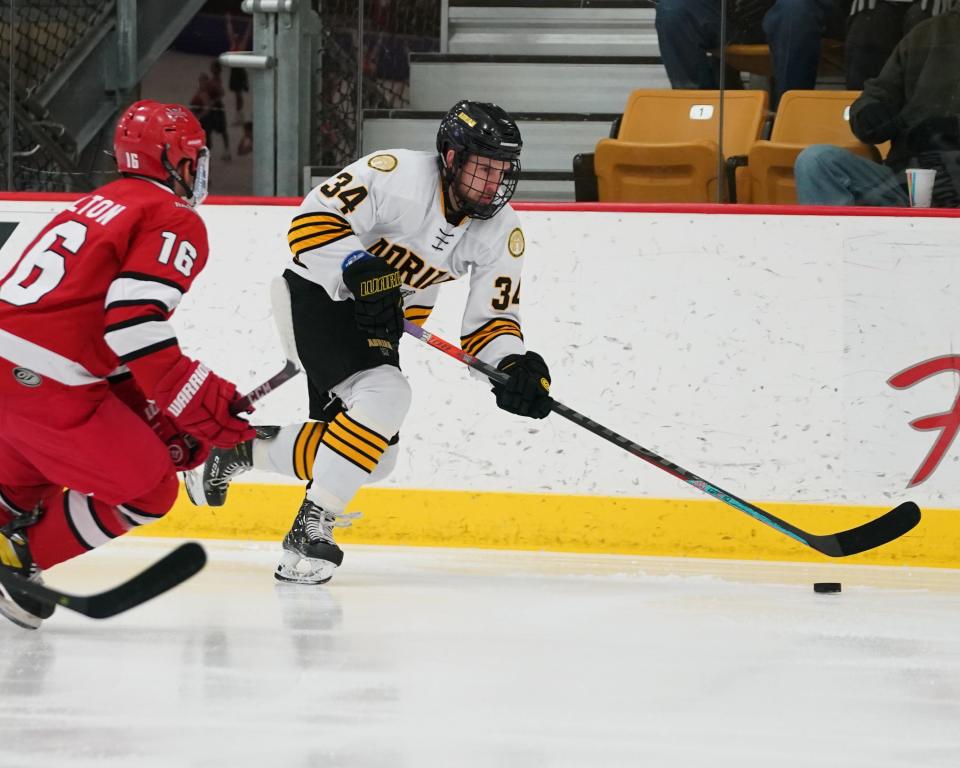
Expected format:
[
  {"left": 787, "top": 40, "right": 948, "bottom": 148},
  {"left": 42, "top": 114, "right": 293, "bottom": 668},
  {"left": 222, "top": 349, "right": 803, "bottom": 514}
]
[{"left": 186, "top": 100, "right": 553, "bottom": 584}]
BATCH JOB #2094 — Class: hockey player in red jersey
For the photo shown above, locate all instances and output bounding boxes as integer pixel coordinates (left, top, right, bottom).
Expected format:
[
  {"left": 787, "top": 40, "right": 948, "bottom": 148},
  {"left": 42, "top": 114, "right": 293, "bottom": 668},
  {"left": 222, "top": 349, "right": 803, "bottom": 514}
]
[{"left": 0, "top": 100, "right": 255, "bottom": 629}]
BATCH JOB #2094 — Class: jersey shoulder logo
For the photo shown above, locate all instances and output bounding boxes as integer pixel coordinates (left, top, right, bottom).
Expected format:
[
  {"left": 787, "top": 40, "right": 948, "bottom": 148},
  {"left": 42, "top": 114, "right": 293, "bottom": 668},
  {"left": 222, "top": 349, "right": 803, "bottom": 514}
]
[
  {"left": 507, "top": 227, "right": 525, "bottom": 258},
  {"left": 367, "top": 154, "right": 398, "bottom": 173}
]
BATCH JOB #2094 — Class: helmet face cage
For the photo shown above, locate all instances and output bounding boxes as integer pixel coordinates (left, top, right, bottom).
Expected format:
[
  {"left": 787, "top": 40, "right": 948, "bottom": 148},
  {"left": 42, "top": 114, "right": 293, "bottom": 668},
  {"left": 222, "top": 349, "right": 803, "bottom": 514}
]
[
  {"left": 437, "top": 101, "right": 522, "bottom": 220},
  {"left": 444, "top": 150, "right": 521, "bottom": 220},
  {"left": 186, "top": 147, "right": 210, "bottom": 206}
]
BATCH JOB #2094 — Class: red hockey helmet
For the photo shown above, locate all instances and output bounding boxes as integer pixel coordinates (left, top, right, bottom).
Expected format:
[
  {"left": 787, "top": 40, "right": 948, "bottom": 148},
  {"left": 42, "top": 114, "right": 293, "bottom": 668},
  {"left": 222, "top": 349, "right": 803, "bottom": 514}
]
[{"left": 113, "top": 100, "right": 208, "bottom": 202}]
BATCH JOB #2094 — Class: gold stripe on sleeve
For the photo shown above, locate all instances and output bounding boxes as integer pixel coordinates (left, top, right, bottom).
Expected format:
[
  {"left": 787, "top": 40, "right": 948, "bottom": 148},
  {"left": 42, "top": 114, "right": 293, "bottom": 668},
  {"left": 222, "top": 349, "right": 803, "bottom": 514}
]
[
  {"left": 461, "top": 318, "right": 523, "bottom": 356},
  {"left": 289, "top": 229, "right": 354, "bottom": 257},
  {"left": 287, "top": 212, "right": 355, "bottom": 257},
  {"left": 403, "top": 305, "right": 435, "bottom": 328}
]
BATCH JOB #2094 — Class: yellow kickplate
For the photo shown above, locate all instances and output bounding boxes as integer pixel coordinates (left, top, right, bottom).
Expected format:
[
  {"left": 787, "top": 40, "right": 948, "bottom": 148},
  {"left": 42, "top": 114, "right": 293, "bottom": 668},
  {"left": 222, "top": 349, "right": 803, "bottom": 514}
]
[{"left": 130, "top": 483, "right": 959, "bottom": 568}]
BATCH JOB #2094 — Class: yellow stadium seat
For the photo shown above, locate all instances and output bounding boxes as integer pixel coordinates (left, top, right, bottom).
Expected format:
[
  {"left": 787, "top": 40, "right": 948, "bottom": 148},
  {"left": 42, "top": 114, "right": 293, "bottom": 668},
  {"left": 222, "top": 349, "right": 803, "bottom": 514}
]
[
  {"left": 747, "top": 90, "right": 881, "bottom": 205},
  {"left": 714, "top": 39, "right": 845, "bottom": 80},
  {"left": 594, "top": 89, "right": 768, "bottom": 203},
  {"left": 722, "top": 44, "right": 774, "bottom": 78}
]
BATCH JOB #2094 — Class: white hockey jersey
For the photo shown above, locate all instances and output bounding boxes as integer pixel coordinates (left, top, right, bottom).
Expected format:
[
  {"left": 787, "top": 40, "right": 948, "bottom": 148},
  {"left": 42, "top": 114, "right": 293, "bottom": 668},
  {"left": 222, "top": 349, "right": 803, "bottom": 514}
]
[{"left": 285, "top": 149, "right": 527, "bottom": 366}]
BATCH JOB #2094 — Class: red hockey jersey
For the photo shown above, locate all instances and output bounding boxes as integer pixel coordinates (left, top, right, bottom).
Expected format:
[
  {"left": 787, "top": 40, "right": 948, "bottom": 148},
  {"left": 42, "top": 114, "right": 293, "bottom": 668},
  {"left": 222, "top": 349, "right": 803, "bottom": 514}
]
[{"left": 0, "top": 177, "right": 207, "bottom": 396}]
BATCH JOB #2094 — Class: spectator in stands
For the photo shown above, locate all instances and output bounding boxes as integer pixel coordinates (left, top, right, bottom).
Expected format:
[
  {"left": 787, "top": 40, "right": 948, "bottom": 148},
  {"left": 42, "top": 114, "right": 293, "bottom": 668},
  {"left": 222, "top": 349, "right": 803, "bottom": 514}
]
[
  {"left": 226, "top": 12, "right": 251, "bottom": 126},
  {"left": 795, "top": 8, "right": 960, "bottom": 206},
  {"left": 655, "top": 0, "right": 845, "bottom": 108},
  {"left": 205, "top": 61, "right": 232, "bottom": 162},
  {"left": 845, "top": 0, "right": 955, "bottom": 89},
  {"left": 189, "top": 73, "right": 212, "bottom": 123},
  {"left": 237, "top": 120, "right": 253, "bottom": 156}
]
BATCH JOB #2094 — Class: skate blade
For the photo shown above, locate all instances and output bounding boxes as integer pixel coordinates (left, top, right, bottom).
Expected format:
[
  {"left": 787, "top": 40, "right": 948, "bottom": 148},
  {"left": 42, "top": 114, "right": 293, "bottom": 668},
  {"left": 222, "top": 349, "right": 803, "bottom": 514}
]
[
  {"left": 274, "top": 551, "right": 335, "bottom": 585},
  {"left": 182, "top": 469, "right": 207, "bottom": 507},
  {"left": 0, "top": 589, "right": 41, "bottom": 630}
]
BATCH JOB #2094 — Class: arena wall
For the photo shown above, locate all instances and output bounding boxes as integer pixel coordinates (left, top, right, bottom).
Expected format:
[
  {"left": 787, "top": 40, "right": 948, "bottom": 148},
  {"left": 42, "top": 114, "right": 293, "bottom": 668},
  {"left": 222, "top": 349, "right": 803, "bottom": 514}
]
[{"left": 2, "top": 197, "right": 958, "bottom": 566}]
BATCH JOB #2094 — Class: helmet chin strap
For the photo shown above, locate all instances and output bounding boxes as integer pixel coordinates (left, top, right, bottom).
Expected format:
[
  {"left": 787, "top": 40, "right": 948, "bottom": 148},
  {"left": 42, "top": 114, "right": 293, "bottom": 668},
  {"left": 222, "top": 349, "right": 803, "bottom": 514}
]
[
  {"left": 161, "top": 146, "right": 193, "bottom": 197},
  {"left": 160, "top": 144, "right": 208, "bottom": 206},
  {"left": 438, "top": 154, "right": 462, "bottom": 221}
]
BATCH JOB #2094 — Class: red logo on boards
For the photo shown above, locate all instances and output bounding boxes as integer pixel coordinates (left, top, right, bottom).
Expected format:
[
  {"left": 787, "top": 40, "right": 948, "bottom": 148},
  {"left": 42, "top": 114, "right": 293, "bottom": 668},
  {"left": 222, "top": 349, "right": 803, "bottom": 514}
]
[{"left": 888, "top": 355, "right": 960, "bottom": 487}]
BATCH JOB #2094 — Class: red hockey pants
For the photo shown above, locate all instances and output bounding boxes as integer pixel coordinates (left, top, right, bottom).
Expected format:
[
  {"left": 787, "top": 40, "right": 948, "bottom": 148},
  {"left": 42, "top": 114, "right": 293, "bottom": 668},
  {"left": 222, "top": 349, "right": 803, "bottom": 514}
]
[{"left": 0, "top": 388, "right": 178, "bottom": 569}]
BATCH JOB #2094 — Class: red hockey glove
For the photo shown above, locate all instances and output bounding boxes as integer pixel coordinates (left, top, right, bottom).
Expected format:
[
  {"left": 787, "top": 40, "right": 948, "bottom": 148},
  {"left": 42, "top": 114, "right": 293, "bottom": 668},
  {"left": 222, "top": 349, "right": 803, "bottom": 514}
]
[
  {"left": 145, "top": 401, "right": 211, "bottom": 470},
  {"left": 109, "top": 374, "right": 211, "bottom": 469},
  {"left": 152, "top": 358, "right": 256, "bottom": 448}
]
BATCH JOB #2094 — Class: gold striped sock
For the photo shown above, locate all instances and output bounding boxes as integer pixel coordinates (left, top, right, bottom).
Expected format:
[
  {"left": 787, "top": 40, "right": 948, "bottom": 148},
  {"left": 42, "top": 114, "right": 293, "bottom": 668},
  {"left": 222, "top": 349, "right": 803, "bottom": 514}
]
[
  {"left": 292, "top": 422, "right": 326, "bottom": 480},
  {"left": 320, "top": 412, "right": 387, "bottom": 473}
]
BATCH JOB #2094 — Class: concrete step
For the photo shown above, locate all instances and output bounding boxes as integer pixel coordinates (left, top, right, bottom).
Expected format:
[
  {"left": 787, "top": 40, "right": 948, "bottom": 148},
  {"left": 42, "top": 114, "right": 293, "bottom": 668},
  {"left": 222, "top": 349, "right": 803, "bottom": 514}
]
[
  {"left": 362, "top": 109, "right": 616, "bottom": 172},
  {"left": 306, "top": 165, "right": 575, "bottom": 202},
  {"left": 409, "top": 54, "right": 669, "bottom": 113},
  {"left": 445, "top": 0, "right": 659, "bottom": 57},
  {"left": 510, "top": 171, "right": 576, "bottom": 201},
  {"left": 360, "top": 108, "right": 615, "bottom": 201}
]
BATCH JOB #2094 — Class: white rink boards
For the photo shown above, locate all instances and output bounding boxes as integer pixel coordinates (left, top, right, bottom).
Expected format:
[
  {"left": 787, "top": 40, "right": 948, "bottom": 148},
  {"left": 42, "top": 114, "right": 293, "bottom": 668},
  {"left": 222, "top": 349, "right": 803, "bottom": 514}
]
[{"left": 2, "top": 201, "right": 959, "bottom": 510}]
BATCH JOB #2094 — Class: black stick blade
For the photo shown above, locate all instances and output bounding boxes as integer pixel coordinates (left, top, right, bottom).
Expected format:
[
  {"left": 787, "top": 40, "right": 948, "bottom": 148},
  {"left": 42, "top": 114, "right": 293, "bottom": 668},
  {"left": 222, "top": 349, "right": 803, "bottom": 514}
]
[
  {"left": 812, "top": 502, "right": 921, "bottom": 557},
  {"left": 2, "top": 542, "right": 207, "bottom": 620},
  {"left": 77, "top": 542, "right": 207, "bottom": 618},
  {"left": 400, "top": 322, "right": 925, "bottom": 561}
]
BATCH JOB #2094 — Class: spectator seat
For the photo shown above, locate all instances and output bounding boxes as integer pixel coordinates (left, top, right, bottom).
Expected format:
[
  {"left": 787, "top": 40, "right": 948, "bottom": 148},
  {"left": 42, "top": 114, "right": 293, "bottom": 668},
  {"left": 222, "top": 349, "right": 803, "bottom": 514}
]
[
  {"left": 714, "top": 38, "right": 845, "bottom": 80},
  {"left": 594, "top": 89, "right": 767, "bottom": 203},
  {"left": 747, "top": 90, "right": 880, "bottom": 204}
]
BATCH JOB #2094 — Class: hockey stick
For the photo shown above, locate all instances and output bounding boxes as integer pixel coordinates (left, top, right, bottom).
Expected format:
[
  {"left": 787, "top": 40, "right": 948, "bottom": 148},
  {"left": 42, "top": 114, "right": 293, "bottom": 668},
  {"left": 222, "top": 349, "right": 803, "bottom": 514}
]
[
  {"left": 226, "top": 276, "right": 305, "bottom": 414},
  {"left": 0, "top": 542, "right": 207, "bottom": 620},
  {"left": 225, "top": 276, "right": 303, "bottom": 416},
  {"left": 180, "top": 358, "right": 299, "bottom": 458},
  {"left": 182, "top": 278, "right": 301, "bottom": 505},
  {"left": 181, "top": 357, "right": 299, "bottom": 501},
  {"left": 224, "top": 276, "right": 303, "bottom": 416},
  {"left": 403, "top": 320, "right": 921, "bottom": 557},
  {"left": 229, "top": 358, "right": 301, "bottom": 415}
]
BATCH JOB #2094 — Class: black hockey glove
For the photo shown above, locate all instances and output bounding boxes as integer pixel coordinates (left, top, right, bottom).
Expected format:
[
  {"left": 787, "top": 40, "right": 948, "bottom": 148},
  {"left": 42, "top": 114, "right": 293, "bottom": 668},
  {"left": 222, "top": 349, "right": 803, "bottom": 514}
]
[
  {"left": 491, "top": 351, "right": 553, "bottom": 419},
  {"left": 342, "top": 252, "right": 404, "bottom": 342}
]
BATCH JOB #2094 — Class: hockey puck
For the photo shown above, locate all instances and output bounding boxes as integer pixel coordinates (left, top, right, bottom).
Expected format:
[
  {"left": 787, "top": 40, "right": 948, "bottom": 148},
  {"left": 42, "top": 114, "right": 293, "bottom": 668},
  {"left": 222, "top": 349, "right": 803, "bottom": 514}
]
[{"left": 813, "top": 582, "right": 841, "bottom": 594}]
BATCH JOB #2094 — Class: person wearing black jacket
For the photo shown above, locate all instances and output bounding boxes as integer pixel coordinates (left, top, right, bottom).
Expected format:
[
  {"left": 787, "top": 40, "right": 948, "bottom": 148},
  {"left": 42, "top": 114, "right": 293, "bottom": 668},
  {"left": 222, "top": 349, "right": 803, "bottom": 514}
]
[
  {"left": 795, "top": 7, "right": 960, "bottom": 207},
  {"left": 845, "top": 0, "right": 956, "bottom": 90}
]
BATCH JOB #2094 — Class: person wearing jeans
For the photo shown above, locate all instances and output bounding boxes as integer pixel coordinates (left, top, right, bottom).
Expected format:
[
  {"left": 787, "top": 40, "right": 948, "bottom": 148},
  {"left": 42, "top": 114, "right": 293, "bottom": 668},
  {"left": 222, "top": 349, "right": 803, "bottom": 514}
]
[
  {"left": 654, "top": 0, "right": 839, "bottom": 108},
  {"left": 794, "top": 145, "right": 910, "bottom": 205},
  {"left": 795, "top": 8, "right": 960, "bottom": 207}
]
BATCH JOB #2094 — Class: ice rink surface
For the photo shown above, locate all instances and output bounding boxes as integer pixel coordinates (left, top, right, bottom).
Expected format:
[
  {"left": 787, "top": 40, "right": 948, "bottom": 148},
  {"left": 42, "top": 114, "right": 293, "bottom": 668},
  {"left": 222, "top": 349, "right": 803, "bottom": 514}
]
[{"left": 2, "top": 538, "right": 958, "bottom": 768}]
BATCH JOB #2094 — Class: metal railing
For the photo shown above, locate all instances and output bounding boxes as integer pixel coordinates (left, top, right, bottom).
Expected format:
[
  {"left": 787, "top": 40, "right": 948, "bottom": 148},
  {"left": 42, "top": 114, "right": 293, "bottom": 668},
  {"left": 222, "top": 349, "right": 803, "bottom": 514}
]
[
  {"left": 314, "top": 0, "right": 439, "bottom": 169},
  {"left": 1, "top": 0, "right": 112, "bottom": 191}
]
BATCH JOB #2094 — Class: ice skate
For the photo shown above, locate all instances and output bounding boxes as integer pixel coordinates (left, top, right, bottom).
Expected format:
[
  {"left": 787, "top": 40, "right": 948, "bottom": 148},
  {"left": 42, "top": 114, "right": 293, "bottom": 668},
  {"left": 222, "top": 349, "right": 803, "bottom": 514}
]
[
  {"left": 184, "top": 426, "right": 279, "bottom": 506},
  {"left": 0, "top": 524, "right": 55, "bottom": 630},
  {"left": 274, "top": 498, "right": 360, "bottom": 585},
  {"left": 184, "top": 438, "right": 254, "bottom": 507}
]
